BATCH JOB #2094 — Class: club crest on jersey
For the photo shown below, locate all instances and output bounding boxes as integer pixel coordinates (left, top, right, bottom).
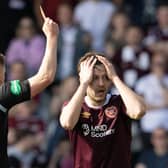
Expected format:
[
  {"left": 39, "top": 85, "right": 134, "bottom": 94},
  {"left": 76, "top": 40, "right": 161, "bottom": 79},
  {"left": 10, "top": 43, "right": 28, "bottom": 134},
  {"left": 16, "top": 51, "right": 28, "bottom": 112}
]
[
  {"left": 105, "top": 106, "right": 118, "bottom": 119},
  {"left": 81, "top": 112, "right": 91, "bottom": 119}
]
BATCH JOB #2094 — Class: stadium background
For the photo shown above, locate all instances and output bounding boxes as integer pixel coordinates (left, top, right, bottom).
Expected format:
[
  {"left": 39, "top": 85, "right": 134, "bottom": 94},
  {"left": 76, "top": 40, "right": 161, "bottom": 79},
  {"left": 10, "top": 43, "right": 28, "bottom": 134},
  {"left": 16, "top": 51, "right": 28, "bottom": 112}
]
[{"left": 0, "top": 0, "right": 168, "bottom": 167}]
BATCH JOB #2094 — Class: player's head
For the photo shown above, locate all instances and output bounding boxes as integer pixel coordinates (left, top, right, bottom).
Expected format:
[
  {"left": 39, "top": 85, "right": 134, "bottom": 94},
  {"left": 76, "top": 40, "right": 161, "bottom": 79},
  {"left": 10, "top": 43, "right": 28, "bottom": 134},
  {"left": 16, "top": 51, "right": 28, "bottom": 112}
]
[
  {"left": 78, "top": 52, "right": 111, "bottom": 104},
  {"left": 0, "top": 53, "right": 5, "bottom": 84}
]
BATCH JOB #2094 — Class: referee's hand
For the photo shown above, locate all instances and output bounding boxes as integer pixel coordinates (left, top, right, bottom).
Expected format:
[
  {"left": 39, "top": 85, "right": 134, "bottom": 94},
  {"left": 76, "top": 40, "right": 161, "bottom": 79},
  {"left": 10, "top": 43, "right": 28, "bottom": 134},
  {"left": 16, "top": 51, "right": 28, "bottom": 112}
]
[
  {"left": 42, "top": 18, "right": 59, "bottom": 39},
  {"left": 40, "top": 6, "right": 59, "bottom": 39}
]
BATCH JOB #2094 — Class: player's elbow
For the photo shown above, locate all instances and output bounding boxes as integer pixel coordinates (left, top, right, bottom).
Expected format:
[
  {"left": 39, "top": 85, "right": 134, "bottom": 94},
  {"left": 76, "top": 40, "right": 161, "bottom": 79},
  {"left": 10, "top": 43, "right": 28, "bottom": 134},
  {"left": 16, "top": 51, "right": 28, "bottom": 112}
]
[
  {"left": 128, "top": 104, "right": 146, "bottom": 120},
  {"left": 132, "top": 110, "right": 146, "bottom": 120},
  {"left": 60, "top": 119, "right": 74, "bottom": 130},
  {"left": 60, "top": 112, "right": 75, "bottom": 130}
]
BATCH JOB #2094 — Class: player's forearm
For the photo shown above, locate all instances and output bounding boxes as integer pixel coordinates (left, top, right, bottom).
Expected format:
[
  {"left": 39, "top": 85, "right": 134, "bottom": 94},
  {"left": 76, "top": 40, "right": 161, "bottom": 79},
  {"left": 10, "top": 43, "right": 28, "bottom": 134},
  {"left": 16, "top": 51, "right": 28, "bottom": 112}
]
[
  {"left": 60, "top": 83, "right": 87, "bottom": 130},
  {"left": 112, "top": 76, "right": 146, "bottom": 119},
  {"left": 37, "top": 36, "right": 57, "bottom": 82}
]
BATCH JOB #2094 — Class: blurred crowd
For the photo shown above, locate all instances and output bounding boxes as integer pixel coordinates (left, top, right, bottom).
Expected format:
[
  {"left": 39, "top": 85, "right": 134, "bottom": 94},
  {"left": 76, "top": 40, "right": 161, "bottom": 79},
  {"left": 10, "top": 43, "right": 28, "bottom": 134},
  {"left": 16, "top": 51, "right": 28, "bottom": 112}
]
[{"left": 0, "top": 0, "right": 168, "bottom": 168}]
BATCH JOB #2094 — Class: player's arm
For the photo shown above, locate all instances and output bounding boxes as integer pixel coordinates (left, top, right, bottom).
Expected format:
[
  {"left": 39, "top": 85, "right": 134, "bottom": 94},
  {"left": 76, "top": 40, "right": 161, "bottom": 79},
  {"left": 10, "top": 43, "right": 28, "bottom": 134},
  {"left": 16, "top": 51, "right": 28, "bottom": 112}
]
[
  {"left": 28, "top": 11, "right": 59, "bottom": 98},
  {"left": 98, "top": 56, "right": 146, "bottom": 119},
  {"left": 60, "top": 57, "right": 97, "bottom": 130}
]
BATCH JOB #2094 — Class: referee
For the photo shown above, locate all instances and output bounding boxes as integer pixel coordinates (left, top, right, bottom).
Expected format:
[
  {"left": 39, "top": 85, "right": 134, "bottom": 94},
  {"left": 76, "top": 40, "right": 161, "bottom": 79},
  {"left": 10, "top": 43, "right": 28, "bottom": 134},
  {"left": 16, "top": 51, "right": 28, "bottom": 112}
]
[{"left": 0, "top": 14, "right": 59, "bottom": 167}]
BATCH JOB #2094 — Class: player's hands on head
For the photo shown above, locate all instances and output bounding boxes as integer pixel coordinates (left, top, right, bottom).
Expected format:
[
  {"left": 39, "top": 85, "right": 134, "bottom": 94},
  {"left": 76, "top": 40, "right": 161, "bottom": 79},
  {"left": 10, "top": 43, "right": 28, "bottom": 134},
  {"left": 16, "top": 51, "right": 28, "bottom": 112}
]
[
  {"left": 42, "top": 18, "right": 59, "bottom": 39},
  {"left": 97, "top": 56, "right": 117, "bottom": 81},
  {"left": 79, "top": 56, "right": 97, "bottom": 85}
]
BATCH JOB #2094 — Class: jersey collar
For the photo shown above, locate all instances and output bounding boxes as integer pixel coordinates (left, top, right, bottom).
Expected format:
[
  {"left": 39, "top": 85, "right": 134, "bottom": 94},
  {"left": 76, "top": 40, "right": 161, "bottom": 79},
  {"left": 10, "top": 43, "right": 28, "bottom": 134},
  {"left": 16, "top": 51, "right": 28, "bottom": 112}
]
[{"left": 84, "top": 94, "right": 111, "bottom": 109}]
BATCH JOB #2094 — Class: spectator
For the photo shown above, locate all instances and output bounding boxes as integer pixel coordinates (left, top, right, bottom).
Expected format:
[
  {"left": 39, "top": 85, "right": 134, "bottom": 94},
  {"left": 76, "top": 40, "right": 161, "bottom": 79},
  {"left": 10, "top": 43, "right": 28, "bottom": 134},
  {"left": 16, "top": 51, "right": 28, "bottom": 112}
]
[
  {"left": 104, "top": 11, "right": 130, "bottom": 79},
  {"left": 8, "top": 100, "right": 47, "bottom": 167},
  {"left": 135, "top": 52, "right": 168, "bottom": 146},
  {"left": 6, "top": 16, "right": 45, "bottom": 76},
  {"left": 104, "top": 41, "right": 117, "bottom": 60},
  {"left": 8, "top": 129, "right": 37, "bottom": 168},
  {"left": 9, "top": 100, "right": 45, "bottom": 136},
  {"left": 41, "top": 0, "right": 78, "bottom": 24},
  {"left": 74, "top": 0, "right": 116, "bottom": 51},
  {"left": 118, "top": 25, "right": 151, "bottom": 88},
  {"left": 45, "top": 95, "right": 66, "bottom": 158},
  {"left": 8, "top": 60, "right": 28, "bottom": 81},
  {"left": 56, "top": 3, "right": 91, "bottom": 81},
  {"left": 106, "top": 10, "right": 130, "bottom": 50},
  {"left": 8, "top": 100, "right": 45, "bottom": 153},
  {"left": 0, "top": 0, "right": 41, "bottom": 53},
  {"left": 48, "top": 138, "right": 73, "bottom": 168},
  {"left": 135, "top": 127, "right": 168, "bottom": 168},
  {"left": 145, "top": 2, "right": 168, "bottom": 49}
]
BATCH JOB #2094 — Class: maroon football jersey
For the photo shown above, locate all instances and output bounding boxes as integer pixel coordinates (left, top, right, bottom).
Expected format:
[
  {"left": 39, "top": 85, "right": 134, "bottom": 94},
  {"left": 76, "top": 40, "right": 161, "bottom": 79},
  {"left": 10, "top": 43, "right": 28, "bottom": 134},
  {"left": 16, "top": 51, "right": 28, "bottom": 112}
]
[{"left": 68, "top": 94, "right": 132, "bottom": 168}]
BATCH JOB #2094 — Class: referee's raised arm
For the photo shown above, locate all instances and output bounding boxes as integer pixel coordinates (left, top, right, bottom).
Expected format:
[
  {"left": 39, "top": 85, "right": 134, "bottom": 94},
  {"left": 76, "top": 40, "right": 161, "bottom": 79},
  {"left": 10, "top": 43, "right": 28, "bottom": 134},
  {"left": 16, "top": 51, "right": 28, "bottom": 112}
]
[{"left": 28, "top": 8, "right": 59, "bottom": 98}]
